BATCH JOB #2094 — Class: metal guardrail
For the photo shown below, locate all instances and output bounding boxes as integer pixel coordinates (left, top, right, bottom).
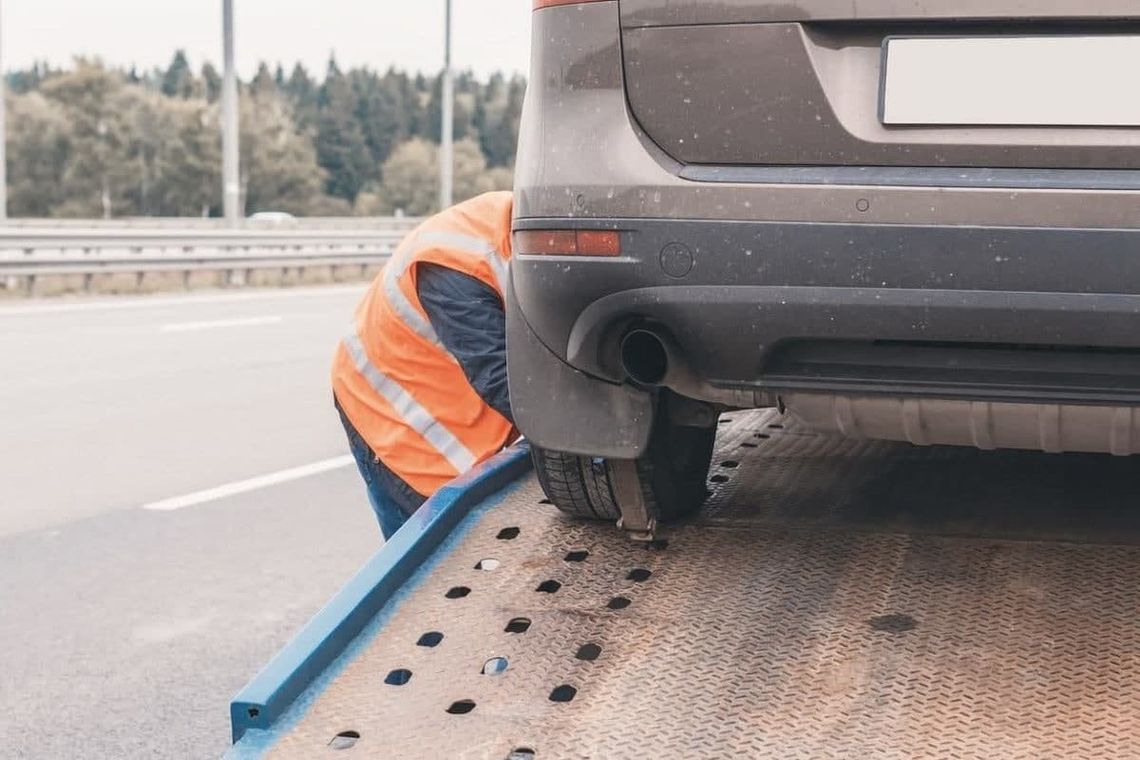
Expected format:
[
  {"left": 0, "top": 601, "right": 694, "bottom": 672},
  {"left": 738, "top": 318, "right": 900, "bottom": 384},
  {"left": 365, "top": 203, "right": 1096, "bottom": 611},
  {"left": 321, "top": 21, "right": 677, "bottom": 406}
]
[
  {"left": 0, "top": 222, "right": 419, "bottom": 294},
  {"left": 0, "top": 216, "right": 423, "bottom": 230}
]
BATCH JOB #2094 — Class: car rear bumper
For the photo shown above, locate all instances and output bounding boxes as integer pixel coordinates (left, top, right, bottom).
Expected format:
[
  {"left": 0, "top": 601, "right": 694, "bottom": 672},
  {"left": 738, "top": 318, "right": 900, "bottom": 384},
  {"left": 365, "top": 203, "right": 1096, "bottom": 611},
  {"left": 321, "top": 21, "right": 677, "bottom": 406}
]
[{"left": 512, "top": 217, "right": 1140, "bottom": 409}]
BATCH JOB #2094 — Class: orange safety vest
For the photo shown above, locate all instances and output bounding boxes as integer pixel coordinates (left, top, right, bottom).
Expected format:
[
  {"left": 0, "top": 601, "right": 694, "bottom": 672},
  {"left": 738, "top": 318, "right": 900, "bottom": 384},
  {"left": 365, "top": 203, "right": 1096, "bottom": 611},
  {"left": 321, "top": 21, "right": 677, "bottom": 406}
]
[{"left": 331, "top": 191, "right": 515, "bottom": 497}]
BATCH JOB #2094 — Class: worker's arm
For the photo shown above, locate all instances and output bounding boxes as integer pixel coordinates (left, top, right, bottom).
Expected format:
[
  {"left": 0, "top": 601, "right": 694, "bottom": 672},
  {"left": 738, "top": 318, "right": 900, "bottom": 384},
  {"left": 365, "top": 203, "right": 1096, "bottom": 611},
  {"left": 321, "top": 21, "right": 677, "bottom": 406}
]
[{"left": 416, "top": 263, "right": 514, "bottom": 424}]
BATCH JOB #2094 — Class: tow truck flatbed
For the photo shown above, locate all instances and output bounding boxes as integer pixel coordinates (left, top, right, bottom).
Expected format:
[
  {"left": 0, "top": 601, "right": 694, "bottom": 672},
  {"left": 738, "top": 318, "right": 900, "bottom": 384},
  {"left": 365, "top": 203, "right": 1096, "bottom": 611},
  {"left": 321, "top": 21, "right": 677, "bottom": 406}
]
[{"left": 228, "top": 410, "right": 1140, "bottom": 759}]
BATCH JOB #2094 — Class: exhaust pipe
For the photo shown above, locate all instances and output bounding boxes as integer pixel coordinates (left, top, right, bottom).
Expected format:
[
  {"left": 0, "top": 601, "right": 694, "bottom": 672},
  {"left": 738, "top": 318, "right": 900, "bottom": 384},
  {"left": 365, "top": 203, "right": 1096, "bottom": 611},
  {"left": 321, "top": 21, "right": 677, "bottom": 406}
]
[
  {"left": 619, "top": 327, "right": 764, "bottom": 409},
  {"left": 620, "top": 329, "right": 670, "bottom": 386},
  {"left": 619, "top": 327, "right": 704, "bottom": 395}
]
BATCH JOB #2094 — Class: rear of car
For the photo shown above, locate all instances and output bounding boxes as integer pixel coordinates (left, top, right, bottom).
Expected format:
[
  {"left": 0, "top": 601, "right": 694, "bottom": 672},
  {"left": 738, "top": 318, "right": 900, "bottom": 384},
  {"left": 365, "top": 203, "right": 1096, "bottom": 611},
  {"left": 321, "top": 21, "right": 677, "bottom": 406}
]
[{"left": 508, "top": 0, "right": 1140, "bottom": 523}]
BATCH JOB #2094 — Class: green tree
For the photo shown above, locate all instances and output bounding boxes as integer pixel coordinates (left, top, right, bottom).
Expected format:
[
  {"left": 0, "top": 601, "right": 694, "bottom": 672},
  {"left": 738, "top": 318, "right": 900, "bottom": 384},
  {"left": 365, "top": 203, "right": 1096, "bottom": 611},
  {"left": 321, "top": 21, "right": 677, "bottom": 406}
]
[
  {"left": 425, "top": 72, "right": 473, "bottom": 144},
  {"left": 8, "top": 62, "right": 53, "bottom": 94},
  {"left": 373, "top": 137, "right": 512, "bottom": 216},
  {"left": 315, "top": 61, "right": 374, "bottom": 202},
  {"left": 240, "top": 91, "right": 326, "bottom": 215},
  {"left": 40, "top": 61, "right": 135, "bottom": 217},
  {"left": 6, "top": 91, "right": 71, "bottom": 216},
  {"left": 349, "top": 69, "right": 408, "bottom": 175},
  {"left": 200, "top": 63, "right": 222, "bottom": 103},
  {"left": 121, "top": 90, "right": 220, "bottom": 215},
  {"left": 250, "top": 62, "right": 276, "bottom": 97},
  {"left": 480, "top": 75, "right": 525, "bottom": 167},
  {"left": 161, "top": 50, "right": 194, "bottom": 99},
  {"left": 284, "top": 63, "right": 318, "bottom": 130},
  {"left": 373, "top": 137, "right": 436, "bottom": 215}
]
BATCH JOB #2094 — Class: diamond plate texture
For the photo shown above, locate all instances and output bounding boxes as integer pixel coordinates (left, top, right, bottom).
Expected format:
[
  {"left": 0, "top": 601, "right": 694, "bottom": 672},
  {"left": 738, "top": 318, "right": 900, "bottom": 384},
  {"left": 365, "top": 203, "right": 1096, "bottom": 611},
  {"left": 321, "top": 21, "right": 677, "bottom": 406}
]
[{"left": 267, "top": 410, "right": 1140, "bottom": 760}]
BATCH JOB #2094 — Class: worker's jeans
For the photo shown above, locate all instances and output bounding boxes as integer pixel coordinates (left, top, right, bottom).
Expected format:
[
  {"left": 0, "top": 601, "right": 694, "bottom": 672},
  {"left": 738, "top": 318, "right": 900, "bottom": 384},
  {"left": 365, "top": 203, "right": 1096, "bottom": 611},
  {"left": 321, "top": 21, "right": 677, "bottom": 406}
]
[{"left": 339, "top": 413, "right": 410, "bottom": 541}]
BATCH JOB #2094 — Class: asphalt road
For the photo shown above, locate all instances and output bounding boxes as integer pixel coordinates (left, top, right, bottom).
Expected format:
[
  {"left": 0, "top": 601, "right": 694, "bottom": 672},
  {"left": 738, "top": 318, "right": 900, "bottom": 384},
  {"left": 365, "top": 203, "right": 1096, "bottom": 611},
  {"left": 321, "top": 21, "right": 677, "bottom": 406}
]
[{"left": 0, "top": 286, "right": 382, "bottom": 759}]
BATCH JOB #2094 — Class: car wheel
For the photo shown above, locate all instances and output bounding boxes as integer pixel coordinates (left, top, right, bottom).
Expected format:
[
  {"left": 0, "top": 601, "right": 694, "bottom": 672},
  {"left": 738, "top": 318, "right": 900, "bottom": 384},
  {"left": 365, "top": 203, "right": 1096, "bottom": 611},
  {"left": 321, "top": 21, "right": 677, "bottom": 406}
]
[
  {"left": 532, "top": 403, "right": 715, "bottom": 523},
  {"left": 531, "top": 447, "right": 623, "bottom": 520}
]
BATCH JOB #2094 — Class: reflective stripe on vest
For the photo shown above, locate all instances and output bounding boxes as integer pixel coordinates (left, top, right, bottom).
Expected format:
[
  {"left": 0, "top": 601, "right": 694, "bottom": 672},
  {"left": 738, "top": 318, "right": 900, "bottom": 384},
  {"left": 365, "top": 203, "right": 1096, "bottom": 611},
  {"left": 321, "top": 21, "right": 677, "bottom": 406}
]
[
  {"left": 379, "top": 231, "right": 509, "bottom": 351},
  {"left": 416, "top": 230, "right": 511, "bottom": 288},
  {"left": 341, "top": 329, "right": 477, "bottom": 473}
]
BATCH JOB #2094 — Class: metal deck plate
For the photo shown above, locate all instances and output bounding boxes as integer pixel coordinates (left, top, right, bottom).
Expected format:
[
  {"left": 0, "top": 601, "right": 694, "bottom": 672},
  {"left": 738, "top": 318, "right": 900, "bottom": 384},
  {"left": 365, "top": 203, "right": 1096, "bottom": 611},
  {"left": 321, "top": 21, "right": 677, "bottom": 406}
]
[{"left": 268, "top": 411, "right": 1140, "bottom": 759}]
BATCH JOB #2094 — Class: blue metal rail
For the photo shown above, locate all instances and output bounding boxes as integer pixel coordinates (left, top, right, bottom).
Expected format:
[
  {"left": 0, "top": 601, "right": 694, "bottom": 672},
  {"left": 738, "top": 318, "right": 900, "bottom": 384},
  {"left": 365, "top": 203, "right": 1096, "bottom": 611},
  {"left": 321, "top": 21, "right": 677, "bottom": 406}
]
[{"left": 228, "top": 443, "right": 532, "bottom": 745}]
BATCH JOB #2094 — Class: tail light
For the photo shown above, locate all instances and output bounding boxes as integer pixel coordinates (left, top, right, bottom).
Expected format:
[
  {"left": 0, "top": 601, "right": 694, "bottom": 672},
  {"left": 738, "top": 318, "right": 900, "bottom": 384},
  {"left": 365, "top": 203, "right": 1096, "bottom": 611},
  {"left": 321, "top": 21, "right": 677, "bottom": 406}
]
[
  {"left": 533, "top": 0, "right": 609, "bottom": 9},
  {"left": 514, "top": 229, "right": 622, "bottom": 257}
]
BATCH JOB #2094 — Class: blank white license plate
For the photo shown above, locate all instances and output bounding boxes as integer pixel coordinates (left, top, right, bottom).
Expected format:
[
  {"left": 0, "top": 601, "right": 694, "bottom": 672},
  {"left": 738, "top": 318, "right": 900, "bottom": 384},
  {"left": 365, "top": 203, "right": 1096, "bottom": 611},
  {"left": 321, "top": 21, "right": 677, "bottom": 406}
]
[{"left": 881, "top": 35, "right": 1140, "bottom": 126}]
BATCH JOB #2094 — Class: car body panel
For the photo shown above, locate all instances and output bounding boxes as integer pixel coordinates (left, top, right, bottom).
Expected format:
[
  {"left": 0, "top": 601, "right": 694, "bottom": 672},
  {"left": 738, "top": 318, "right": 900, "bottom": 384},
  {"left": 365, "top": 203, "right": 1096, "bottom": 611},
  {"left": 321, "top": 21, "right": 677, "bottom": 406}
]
[
  {"left": 620, "top": 0, "right": 1140, "bottom": 26},
  {"left": 623, "top": 23, "right": 1140, "bottom": 168}
]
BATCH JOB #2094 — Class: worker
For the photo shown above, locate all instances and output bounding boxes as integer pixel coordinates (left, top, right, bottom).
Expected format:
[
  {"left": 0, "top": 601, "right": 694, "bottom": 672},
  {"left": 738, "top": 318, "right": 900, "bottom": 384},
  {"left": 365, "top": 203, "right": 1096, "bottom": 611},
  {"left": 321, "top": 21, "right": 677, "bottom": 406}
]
[{"left": 331, "top": 191, "right": 515, "bottom": 540}]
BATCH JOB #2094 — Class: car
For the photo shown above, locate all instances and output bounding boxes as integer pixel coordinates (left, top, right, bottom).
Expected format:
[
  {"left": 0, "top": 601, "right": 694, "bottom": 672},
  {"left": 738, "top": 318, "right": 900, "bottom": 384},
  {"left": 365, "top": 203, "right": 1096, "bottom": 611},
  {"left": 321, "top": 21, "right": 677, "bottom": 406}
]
[
  {"left": 507, "top": 0, "right": 1140, "bottom": 531},
  {"left": 247, "top": 211, "right": 298, "bottom": 226}
]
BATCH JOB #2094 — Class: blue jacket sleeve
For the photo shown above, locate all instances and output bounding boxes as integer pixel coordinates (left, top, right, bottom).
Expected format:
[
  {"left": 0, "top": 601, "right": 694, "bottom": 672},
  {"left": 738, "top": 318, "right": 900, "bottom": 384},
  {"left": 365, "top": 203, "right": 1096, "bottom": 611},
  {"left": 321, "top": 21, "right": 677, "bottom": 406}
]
[{"left": 415, "top": 262, "right": 513, "bottom": 425}]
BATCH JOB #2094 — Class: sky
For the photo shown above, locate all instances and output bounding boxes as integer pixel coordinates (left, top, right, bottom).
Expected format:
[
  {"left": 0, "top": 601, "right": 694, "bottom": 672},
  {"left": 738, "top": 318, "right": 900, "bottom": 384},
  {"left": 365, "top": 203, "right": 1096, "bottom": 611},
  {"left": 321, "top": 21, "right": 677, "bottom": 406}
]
[{"left": 3, "top": 1, "right": 532, "bottom": 78}]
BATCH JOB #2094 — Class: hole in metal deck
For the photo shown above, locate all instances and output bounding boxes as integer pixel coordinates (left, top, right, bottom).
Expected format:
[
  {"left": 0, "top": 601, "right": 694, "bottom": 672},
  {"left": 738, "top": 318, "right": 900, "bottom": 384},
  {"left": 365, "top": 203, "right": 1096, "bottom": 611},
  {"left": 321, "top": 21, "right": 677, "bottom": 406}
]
[
  {"left": 416, "top": 631, "right": 444, "bottom": 647},
  {"left": 328, "top": 730, "right": 360, "bottom": 750},
  {"left": 505, "top": 617, "right": 531, "bottom": 633},
  {"left": 482, "top": 656, "right": 509, "bottom": 675},
  {"left": 607, "top": 596, "right": 631, "bottom": 610},
  {"left": 549, "top": 685, "right": 577, "bottom": 702},
  {"left": 446, "top": 699, "right": 476, "bottom": 715},
  {"left": 384, "top": 669, "right": 412, "bottom": 686}
]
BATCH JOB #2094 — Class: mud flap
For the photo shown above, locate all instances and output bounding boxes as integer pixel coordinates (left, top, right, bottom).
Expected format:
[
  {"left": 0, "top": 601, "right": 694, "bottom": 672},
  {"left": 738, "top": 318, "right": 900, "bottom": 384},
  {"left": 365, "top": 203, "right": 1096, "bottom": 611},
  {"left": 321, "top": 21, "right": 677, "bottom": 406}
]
[{"left": 506, "top": 279, "right": 653, "bottom": 459}]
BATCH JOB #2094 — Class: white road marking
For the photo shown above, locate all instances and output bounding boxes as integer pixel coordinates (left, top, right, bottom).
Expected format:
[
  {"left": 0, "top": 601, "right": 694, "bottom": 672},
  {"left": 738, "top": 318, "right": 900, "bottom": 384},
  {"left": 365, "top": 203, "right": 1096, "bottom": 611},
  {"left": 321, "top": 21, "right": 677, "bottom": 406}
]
[
  {"left": 0, "top": 284, "right": 366, "bottom": 317},
  {"left": 160, "top": 315, "right": 282, "bottom": 332},
  {"left": 140, "top": 455, "right": 355, "bottom": 512}
]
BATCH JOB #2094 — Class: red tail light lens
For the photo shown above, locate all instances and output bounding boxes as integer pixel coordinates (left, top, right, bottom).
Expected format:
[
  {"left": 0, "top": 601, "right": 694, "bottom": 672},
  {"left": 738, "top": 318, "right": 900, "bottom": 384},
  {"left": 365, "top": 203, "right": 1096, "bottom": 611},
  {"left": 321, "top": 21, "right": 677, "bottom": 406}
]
[
  {"left": 514, "top": 229, "right": 622, "bottom": 257},
  {"left": 533, "top": 0, "right": 609, "bottom": 9}
]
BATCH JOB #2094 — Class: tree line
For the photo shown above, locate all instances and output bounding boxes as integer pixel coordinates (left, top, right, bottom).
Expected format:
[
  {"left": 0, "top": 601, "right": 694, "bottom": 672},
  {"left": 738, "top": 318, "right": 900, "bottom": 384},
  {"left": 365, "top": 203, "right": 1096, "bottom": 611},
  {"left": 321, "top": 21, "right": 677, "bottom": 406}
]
[{"left": 5, "top": 53, "right": 526, "bottom": 218}]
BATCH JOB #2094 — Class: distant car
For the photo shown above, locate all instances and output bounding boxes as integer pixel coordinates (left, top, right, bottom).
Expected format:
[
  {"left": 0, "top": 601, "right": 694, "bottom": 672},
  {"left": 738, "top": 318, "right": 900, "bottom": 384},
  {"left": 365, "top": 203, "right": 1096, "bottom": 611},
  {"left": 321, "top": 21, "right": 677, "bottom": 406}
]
[
  {"left": 247, "top": 211, "right": 297, "bottom": 226},
  {"left": 509, "top": 0, "right": 1140, "bottom": 529}
]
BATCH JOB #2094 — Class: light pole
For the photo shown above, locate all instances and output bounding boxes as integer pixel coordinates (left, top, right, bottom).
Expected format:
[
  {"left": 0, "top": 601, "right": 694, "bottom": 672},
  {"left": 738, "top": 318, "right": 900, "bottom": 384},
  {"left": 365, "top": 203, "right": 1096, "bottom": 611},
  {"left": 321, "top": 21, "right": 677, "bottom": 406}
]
[
  {"left": 0, "top": 0, "right": 7, "bottom": 222},
  {"left": 221, "top": 0, "right": 240, "bottom": 224},
  {"left": 439, "top": 0, "right": 453, "bottom": 211}
]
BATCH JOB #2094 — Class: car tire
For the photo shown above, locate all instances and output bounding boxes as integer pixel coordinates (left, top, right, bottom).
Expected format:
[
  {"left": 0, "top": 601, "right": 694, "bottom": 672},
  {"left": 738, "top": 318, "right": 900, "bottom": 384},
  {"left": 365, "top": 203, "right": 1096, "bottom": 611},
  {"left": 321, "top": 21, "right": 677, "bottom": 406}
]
[
  {"left": 531, "top": 447, "right": 623, "bottom": 520},
  {"left": 532, "top": 404, "right": 716, "bottom": 523}
]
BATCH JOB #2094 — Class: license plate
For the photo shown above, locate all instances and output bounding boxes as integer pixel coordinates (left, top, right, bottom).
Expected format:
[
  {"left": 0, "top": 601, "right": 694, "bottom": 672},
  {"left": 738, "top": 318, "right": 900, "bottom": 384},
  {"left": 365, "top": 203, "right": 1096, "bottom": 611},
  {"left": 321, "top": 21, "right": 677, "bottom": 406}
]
[{"left": 881, "top": 35, "right": 1140, "bottom": 127}]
